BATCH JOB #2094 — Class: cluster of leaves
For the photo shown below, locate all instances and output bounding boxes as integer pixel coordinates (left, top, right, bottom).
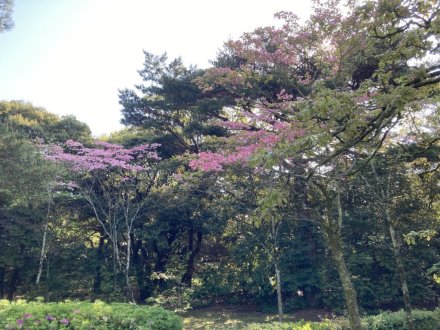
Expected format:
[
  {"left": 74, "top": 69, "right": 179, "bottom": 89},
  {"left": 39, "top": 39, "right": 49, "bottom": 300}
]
[
  {"left": 364, "top": 309, "right": 440, "bottom": 330},
  {"left": 242, "top": 309, "right": 440, "bottom": 330},
  {"left": 0, "top": 299, "right": 182, "bottom": 329},
  {"left": 0, "top": 101, "right": 91, "bottom": 143}
]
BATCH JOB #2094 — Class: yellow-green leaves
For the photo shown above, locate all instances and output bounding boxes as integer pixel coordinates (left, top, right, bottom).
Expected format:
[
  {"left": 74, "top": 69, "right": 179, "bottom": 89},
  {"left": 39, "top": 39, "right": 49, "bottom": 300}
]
[{"left": 404, "top": 229, "right": 437, "bottom": 245}]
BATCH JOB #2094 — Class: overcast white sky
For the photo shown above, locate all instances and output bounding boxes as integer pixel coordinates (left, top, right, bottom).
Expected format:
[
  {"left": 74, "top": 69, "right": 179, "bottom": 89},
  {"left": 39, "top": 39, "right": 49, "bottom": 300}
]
[{"left": 0, "top": 0, "right": 312, "bottom": 136}]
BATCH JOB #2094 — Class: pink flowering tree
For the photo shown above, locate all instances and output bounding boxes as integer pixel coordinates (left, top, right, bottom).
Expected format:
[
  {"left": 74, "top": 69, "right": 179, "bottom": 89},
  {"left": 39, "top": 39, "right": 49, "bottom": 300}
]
[
  {"left": 189, "top": 1, "right": 439, "bottom": 328},
  {"left": 45, "top": 139, "right": 160, "bottom": 301}
]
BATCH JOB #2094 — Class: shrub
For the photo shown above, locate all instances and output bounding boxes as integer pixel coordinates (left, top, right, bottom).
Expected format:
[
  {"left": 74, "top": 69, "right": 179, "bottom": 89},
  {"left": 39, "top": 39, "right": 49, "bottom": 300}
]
[
  {"left": 145, "top": 287, "right": 193, "bottom": 312},
  {"left": 0, "top": 299, "right": 182, "bottom": 329},
  {"left": 244, "top": 320, "right": 341, "bottom": 330},
  {"left": 364, "top": 309, "right": 440, "bottom": 330}
]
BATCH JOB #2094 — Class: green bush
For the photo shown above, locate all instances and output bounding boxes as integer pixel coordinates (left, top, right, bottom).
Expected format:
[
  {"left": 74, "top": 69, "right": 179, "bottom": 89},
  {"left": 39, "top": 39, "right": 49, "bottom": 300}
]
[
  {"left": 241, "top": 309, "right": 440, "bottom": 330},
  {"left": 0, "top": 299, "right": 182, "bottom": 329},
  {"left": 244, "top": 320, "right": 340, "bottom": 330},
  {"left": 364, "top": 309, "right": 440, "bottom": 330},
  {"left": 145, "top": 287, "right": 193, "bottom": 312}
]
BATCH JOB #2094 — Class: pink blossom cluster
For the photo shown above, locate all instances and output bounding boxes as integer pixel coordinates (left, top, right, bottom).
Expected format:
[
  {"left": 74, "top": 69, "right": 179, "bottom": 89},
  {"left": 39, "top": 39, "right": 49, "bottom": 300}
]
[
  {"left": 226, "top": 26, "right": 298, "bottom": 68},
  {"left": 190, "top": 3, "right": 354, "bottom": 173},
  {"left": 189, "top": 152, "right": 226, "bottom": 172},
  {"left": 46, "top": 140, "right": 160, "bottom": 172},
  {"left": 189, "top": 143, "right": 268, "bottom": 172},
  {"left": 190, "top": 124, "right": 306, "bottom": 172}
]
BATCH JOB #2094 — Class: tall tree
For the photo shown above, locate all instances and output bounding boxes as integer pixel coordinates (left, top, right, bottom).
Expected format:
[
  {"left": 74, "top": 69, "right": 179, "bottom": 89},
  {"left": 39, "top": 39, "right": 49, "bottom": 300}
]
[
  {"left": 118, "top": 53, "right": 234, "bottom": 295},
  {"left": 119, "top": 52, "right": 229, "bottom": 156},
  {"left": 45, "top": 139, "right": 160, "bottom": 301},
  {"left": 0, "top": 101, "right": 91, "bottom": 143},
  {"left": 0, "top": 127, "right": 59, "bottom": 299},
  {"left": 190, "top": 1, "right": 439, "bottom": 328}
]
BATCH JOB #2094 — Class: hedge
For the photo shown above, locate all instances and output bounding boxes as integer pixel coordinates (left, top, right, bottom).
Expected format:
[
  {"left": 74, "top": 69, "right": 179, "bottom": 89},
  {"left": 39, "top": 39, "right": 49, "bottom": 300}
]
[
  {"left": 364, "top": 309, "right": 440, "bottom": 330},
  {"left": 0, "top": 299, "right": 182, "bottom": 329}
]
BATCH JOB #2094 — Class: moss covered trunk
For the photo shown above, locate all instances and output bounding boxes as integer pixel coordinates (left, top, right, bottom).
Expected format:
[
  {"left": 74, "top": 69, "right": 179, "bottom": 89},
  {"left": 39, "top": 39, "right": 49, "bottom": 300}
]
[
  {"left": 388, "top": 217, "right": 415, "bottom": 330},
  {"left": 326, "top": 227, "right": 363, "bottom": 330}
]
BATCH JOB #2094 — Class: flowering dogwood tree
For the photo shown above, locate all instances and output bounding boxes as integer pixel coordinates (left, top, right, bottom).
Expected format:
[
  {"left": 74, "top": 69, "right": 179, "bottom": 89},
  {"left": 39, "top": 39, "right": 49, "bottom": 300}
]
[
  {"left": 46, "top": 139, "right": 160, "bottom": 301},
  {"left": 190, "top": 0, "right": 439, "bottom": 328}
]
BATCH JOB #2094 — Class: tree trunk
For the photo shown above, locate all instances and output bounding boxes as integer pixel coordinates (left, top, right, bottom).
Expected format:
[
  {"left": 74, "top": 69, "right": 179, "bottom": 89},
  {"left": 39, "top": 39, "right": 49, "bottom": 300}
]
[
  {"left": 36, "top": 221, "right": 48, "bottom": 285},
  {"left": 181, "top": 229, "right": 203, "bottom": 286},
  {"left": 37, "top": 190, "right": 52, "bottom": 286},
  {"left": 0, "top": 266, "right": 4, "bottom": 298},
  {"left": 388, "top": 219, "right": 415, "bottom": 330},
  {"left": 275, "top": 262, "right": 283, "bottom": 321},
  {"left": 45, "top": 254, "right": 50, "bottom": 302},
  {"left": 317, "top": 182, "right": 362, "bottom": 330},
  {"left": 369, "top": 163, "right": 414, "bottom": 329},
  {"left": 133, "top": 238, "right": 152, "bottom": 301},
  {"left": 104, "top": 210, "right": 119, "bottom": 295},
  {"left": 109, "top": 216, "right": 121, "bottom": 295},
  {"left": 327, "top": 229, "right": 363, "bottom": 330},
  {"left": 125, "top": 230, "right": 135, "bottom": 303},
  {"left": 112, "top": 241, "right": 119, "bottom": 294},
  {"left": 7, "top": 268, "right": 19, "bottom": 300},
  {"left": 153, "top": 233, "right": 176, "bottom": 289},
  {"left": 267, "top": 214, "right": 284, "bottom": 321},
  {"left": 93, "top": 235, "right": 105, "bottom": 295}
]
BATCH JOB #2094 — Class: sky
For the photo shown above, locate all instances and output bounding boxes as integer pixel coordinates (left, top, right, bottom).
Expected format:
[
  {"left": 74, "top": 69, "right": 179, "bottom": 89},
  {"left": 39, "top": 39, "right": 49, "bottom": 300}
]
[{"left": 0, "top": 0, "right": 312, "bottom": 136}]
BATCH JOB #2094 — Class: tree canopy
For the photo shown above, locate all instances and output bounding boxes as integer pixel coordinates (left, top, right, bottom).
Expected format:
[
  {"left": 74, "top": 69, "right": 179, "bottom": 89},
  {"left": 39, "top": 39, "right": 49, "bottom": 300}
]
[{"left": 1, "top": 1, "right": 440, "bottom": 329}]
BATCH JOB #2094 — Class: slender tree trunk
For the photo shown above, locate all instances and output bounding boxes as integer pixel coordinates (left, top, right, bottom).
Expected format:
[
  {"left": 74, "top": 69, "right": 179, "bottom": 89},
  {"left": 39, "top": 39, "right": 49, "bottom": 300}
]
[
  {"left": 388, "top": 216, "right": 415, "bottom": 330},
  {"left": 109, "top": 214, "right": 121, "bottom": 295},
  {"left": 0, "top": 266, "right": 4, "bottom": 298},
  {"left": 274, "top": 262, "right": 283, "bottom": 321},
  {"left": 327, "top": 229, "right": 363, "bottom": 330},
  {"left": 7, "top": 268, "right": 19, "bottom": 300},
  {"left": 153, "top": 233, "right": 176, "bottom": 289},
  {"left": 112, "top": 240, "right": 119, "bottom": 294},
  {"left": 36, "top": 221, "right": 48, "bottom": 285},
  {"left": 269, "top": 216, "right": 283, "bottom": 321},
  {"left": 323, "top": 187, "right": 362, "bottom": 330},
  {"left": 181, "top": 229, "right": 203, "bottom": 286},
  {"left": 125, "top": 229, "right": 135, "bottom": 303},
  {"left": 320, "top": 187, "right": 362, "bottom": 330},
  {"left": 133, "top": 239, "right": 152, "bottom": 301},
  {"left": 305, "top": 223, "right": 319, "bottom": 307},
  {"left": 370, "top": 165, "right": 415, "bottom": 330},
  {"left": 36, "top": 190, "right": 52, "bottom": 286},
  {"left": 93, "top": 235, "right": 105, "bottom": 295},
  {"left": 45, "top": 254, "right": 50, "bottom": 302}
]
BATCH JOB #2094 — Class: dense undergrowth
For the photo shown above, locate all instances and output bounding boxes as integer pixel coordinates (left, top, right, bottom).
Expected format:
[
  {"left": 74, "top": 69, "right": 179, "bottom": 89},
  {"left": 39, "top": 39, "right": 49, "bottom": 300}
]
[
  {"left": 0, "top": 299, "right": 182, "bottom": 329},
  {"left": 1, "top": 299, "right": 440, "bottom": 329},
  {"left": 245, "top": 309, "right": 440, "bottom": 330},
  {"left": 182, "top": 307, "right": 440, "bottom": 330},
  {"left": 363, "top": 309, "right": 440, "bottom": 330}
]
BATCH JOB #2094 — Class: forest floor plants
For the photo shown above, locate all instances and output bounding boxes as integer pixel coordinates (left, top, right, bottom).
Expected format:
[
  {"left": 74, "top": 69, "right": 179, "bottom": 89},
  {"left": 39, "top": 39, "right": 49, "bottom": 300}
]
[
  {"left": 180, "top": 305, "right": 346, "bottom": 329},
  {"left": 0, "top": 299, "right": 182, "bottom": 329},
  {"left": 181, "top": 305, "right": 440, "bottom": 330}
]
